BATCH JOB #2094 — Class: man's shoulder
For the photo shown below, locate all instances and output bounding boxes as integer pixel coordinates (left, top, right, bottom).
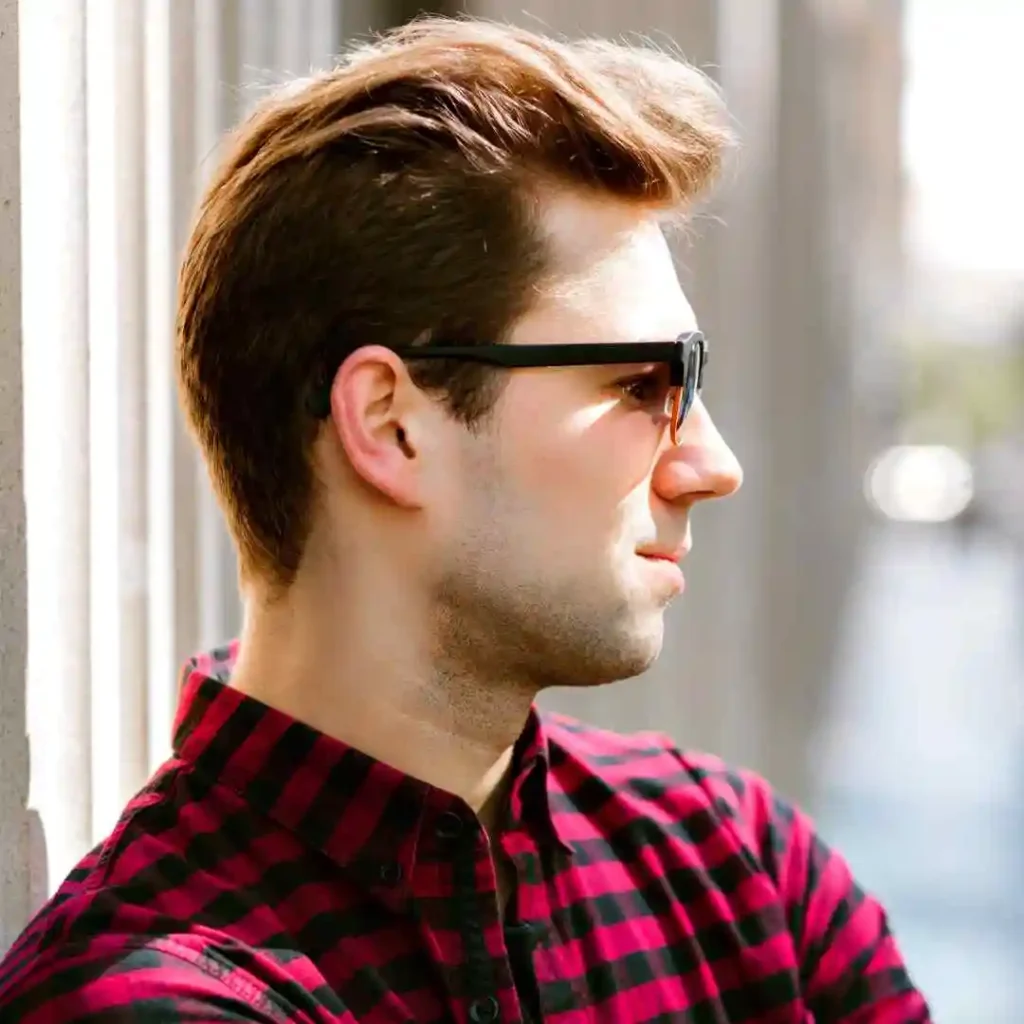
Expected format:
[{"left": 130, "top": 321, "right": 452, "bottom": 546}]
[
  {"left": 538, "top": 710, "right": 792, "bottom": 855},
  {"left": 540, "top": 709, "right": 772, "bottom": 794},
  {"left": 2, "top": 775, "right": 185, "bottom": 953},
  {"left": 0, "top": 778, "right": 171, "bottom": 997},
  {"left": 0, "top": 788, "right": 298, "bottom": 1022},
  {"left": 0, "top": 761, "right": 290, "bottom": 1020},
  {"left": 0, "top": 928, "right": 288, "bottom": 1023}
]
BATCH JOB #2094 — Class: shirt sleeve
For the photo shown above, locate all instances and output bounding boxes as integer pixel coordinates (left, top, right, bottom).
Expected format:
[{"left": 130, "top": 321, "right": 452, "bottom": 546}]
[
  {"left": 739, "top": 770, "right": 933, "bottom": 1023},
  {"left": 0, "top": 935, "right": 301, "bottom": 1024}
]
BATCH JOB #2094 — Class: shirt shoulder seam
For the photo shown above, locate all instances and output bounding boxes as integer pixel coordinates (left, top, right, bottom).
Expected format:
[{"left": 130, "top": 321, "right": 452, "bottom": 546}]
[
  {"left": 158, "top": 936, "right": 295, "bottom": 1021},
  {"left": 30, "top": 934, "right": 294, "bottom": 1023}
]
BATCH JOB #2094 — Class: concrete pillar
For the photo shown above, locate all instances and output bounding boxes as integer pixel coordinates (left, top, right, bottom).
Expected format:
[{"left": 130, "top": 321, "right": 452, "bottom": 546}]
[
  {"left": 85, "top": 0, "right": 152, "bottom": 840},
  {"left": 0, "top": 0, "right": 31, "bottom": 951},
  {"left": 144, "top": 1, "right": 204, "bottom": 768},
  {"left": 9, "top": 0, "right": 353, "bottom": 916},
  {"left": 193, "top": 0, "right": 246, "bottom": 650},
  {"left": 275, "top": 0, "right": 341, "bottom": 72},
  {"left": 822, "top": 0, "right": 907, "bottom": 454},
  {"left": 20, "top": 0, "right": 94, "bottom": 898},
  {"left": 754, "top": 0, "right": 852, "bottom": 803},
  {"left": 339, "top": 0, "right": 397, "bottom": 40}
]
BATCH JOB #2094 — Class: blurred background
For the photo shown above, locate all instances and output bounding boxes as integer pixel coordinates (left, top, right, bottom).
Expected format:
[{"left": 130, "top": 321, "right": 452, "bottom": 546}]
[{"left": 1, "top": 1, "right": 1021, "bottom": 1019}]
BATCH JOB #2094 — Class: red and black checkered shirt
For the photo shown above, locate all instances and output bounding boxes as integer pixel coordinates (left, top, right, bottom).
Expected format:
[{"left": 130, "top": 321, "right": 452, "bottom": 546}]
[{"left": 0, "top": 644, "right": 929, "bottom": 1022}]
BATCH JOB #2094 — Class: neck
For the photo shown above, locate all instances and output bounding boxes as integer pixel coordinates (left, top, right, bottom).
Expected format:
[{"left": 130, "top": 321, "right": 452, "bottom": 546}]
[{"left": 228, "top": 571, "right": 536, "bottom": 826}]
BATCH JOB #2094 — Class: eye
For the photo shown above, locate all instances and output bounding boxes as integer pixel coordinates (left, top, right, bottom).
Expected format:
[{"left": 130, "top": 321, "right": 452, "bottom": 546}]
[{"left": 616, "top": 369, "right": 669, "bottom": 406}]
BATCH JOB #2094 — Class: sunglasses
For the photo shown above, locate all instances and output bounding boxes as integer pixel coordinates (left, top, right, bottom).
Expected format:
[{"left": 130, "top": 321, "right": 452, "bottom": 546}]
[{"left": 311, "top": 331, "right": 707, "bottom": 445}]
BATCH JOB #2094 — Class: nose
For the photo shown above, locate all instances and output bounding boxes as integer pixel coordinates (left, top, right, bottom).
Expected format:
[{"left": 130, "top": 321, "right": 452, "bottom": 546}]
[{"left": 652, "top": 400, "right": 743, "bottom": 505}]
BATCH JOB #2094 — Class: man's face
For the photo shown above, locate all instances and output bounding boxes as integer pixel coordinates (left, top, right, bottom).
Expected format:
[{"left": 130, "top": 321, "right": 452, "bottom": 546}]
[{"left": 431, "top": 190, "right": 743, "bottom": 690}]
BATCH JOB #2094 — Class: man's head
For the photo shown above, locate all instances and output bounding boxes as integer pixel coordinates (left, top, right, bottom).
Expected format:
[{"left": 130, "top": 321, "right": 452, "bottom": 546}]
[{"left": 178, "top": 17, "right": 742, "bottom": 689}]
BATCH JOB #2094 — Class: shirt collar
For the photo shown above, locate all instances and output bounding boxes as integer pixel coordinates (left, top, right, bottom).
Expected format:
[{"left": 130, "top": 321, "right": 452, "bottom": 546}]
[{"left": 172, "top": 643, "right": 572, "bottom": 890}]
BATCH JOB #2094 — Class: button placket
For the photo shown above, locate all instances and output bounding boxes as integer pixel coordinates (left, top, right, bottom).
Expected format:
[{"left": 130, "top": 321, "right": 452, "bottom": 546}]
[{"left": 437, "top": 816, "right": 504, "bottom": 1024}]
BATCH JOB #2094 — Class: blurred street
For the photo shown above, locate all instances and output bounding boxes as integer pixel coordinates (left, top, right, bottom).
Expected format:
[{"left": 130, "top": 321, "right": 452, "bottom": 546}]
[{"left": 816, "top": 523, "right": 1024, "bottom": 1022}]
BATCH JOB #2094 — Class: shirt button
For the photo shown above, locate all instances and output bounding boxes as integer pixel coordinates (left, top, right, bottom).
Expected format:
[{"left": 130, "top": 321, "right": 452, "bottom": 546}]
[
  {"left": 435, "top": 811, "right": 465, "bottom": 840},
  {"left": 468, "top": 996, "right": 500, "bottom": 1022},
  {"left": 378, "top": 862, "right": 403, "bottom": 886}
]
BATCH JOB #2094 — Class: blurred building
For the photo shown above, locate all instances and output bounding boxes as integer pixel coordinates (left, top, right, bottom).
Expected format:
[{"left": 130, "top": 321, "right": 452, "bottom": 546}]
[{"left": 1, "top": 0, "right": 906, "bottom": 945}]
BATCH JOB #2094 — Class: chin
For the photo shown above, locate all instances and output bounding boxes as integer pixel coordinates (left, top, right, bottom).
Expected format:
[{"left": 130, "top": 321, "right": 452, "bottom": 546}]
[
  {"left": 625, "top": 602, "right": 671, "bottom": 661},
  {"left": 624, "top": 622, "right": 665, "bottom": 673},
  {"left": 565, "top": 616, "right": 665, "bottom": 688}
]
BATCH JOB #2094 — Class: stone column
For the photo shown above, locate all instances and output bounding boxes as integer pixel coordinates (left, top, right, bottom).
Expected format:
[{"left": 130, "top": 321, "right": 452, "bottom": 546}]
[
  {"left": 0, "top": 0, "right": 31, "bottom": 951},
  {"left": 6, "top": 0, "right": 355, "bottom": 924},
  {"left": 751, "top": 0, "right": 880, "bottom": 805},
  {"left": 85, "top": 0, "right": 152, "bottom": 840},
  {"left": 194, "top": 0, "right": 246, "bottom": 651},
  {"left": 20, "top": 0, "right": 94, "bottom": 899},
  {"left": 144, "top": 1, "right": 207, "bottom": 768}
]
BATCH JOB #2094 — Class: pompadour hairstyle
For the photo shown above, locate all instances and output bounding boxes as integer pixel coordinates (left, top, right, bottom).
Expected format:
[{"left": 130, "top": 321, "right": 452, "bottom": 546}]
[{"left": 177, "top": 16, "right": 733, "bottom": 586}]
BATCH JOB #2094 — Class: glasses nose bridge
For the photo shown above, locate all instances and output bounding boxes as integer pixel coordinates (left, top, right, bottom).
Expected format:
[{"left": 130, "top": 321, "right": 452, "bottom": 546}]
[
  {"left": 666, "top": 333, "right": 704, "bottom": 445},
  {"left": 666, "top": 386, "right": 685, "bottom": 446}
]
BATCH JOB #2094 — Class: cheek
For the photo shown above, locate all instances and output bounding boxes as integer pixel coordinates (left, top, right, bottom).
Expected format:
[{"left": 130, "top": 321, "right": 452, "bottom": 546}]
[{"left": 496, "top": 380, "right": 657, "bottom": 529}]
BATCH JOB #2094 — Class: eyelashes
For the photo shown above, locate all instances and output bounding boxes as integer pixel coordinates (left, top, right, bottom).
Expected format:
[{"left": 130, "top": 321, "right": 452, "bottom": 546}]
[{"left": 615, "top": 369, "right": 671, "bottom": 407}]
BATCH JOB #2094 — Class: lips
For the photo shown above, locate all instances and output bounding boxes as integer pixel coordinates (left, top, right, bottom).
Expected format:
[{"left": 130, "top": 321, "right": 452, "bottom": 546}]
[
  {"left": 636, "top": 548, "right": 688, "bottom": 595},
  {"left": 636, "top": 543, "right": 690, "bottom": 564},
  {"left": 639, "top": 551, "right": 682, "bottom": 564}
]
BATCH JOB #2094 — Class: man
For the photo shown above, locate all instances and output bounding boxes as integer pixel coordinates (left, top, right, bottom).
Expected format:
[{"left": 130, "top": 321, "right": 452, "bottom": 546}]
[{"left": 0, "top": 17, "right": 930, "bottom": 1023}]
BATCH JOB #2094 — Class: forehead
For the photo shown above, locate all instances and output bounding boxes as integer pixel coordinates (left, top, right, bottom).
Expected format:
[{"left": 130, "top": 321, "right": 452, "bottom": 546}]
[{"left": 512, "top": 188, "right": 697, "bottom": 345}]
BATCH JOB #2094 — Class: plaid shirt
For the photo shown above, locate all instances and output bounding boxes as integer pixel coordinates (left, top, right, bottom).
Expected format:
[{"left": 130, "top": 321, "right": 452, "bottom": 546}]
[{"left": 0, "top": 644, "right": 929, "bottom": 1022}]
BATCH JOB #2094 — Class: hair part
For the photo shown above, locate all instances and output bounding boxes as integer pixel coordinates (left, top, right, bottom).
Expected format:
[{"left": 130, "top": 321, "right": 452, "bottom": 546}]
[{"left": 176, "top": 15, "right": 734, "bottom": 589}]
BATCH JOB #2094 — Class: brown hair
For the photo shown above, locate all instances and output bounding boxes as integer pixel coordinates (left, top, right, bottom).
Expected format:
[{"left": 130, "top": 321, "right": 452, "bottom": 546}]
[{"left": 177, "top": 16, "right": 733, "bottom": 588}]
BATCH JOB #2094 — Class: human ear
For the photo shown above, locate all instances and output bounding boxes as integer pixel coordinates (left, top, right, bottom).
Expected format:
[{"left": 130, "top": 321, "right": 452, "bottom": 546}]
[{"left": 329, "top": 346, "right": 427, "bottom": 508}]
